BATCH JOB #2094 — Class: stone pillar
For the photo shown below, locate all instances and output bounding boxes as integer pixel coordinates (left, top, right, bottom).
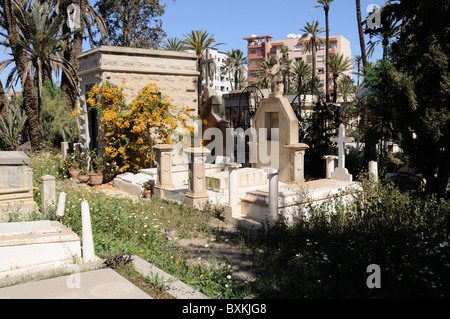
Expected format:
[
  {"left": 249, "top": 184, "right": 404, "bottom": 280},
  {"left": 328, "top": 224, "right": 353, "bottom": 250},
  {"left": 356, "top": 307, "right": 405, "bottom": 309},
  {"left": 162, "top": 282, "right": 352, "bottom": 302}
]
[
  {"left": 264, "top": 168, "right": 279, "bottom": 225},
  {"left": 184, "top": 147, "right": 211, "bottom": 208},
  {"left": 40, "top": 175, "right": 56, "bottom": 212},
  {"left": 285, "top": 143, "right": 309, "bottom": 183},
  {"left": 224, "top": 163, "right": 242, "bottom": 223},
  {"left": 323, "top": 155, "right": 338, "bottom": 179},
  {"left": 56, "top": 192, "right": 66, "bottom": 217},
  {"left": 153, "top": 144, "right": 175, "bottom": 199},
  {"left": 81, "top": 200, "right": 96, "bottom": 262},
  {"left": 369, "top": 161, "right": 378, "bottom": 182}
]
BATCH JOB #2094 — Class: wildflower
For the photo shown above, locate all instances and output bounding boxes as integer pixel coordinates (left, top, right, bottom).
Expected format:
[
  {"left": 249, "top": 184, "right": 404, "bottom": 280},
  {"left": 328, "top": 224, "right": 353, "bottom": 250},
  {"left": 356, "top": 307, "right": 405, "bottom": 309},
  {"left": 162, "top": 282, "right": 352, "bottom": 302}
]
[
  {"left": 204, "top": 244, "right": 209, "bottom": 248},
  {"left": 227, "top": 275, "right": 231, "bottom": 279}
]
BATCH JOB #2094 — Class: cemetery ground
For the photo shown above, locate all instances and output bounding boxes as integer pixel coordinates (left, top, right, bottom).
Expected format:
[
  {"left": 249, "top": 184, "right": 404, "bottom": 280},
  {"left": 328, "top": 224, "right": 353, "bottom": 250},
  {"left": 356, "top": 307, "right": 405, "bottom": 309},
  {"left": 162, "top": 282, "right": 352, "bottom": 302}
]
[{"left": 4, "top": 149, "right": 449, "bottom": 299}]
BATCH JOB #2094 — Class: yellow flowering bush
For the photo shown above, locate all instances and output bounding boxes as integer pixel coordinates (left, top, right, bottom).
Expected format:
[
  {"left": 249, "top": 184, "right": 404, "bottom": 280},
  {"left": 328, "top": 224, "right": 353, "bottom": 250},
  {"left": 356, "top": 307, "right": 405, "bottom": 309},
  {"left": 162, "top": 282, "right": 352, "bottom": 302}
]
[{"left": 88, "top": 81, "right": 194, "bottom": 173}]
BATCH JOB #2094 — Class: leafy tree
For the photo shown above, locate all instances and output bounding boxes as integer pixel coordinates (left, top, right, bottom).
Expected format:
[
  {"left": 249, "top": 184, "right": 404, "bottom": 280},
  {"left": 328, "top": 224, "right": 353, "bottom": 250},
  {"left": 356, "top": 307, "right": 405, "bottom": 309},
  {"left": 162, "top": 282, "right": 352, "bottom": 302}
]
[
  {"left": 95, "top": 0, "right": 170, "bottom": 49},
  {"left": 221, "top": 49, "right": 247, "bottom": 91},
  {"left": 364, "top": 0, "right": 450, "bottom": 197}
]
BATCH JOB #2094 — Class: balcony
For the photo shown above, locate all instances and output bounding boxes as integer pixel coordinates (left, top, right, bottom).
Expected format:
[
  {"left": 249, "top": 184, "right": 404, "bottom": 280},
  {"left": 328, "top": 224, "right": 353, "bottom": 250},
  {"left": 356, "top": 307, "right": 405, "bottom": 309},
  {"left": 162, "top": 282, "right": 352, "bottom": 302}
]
[{"left": 248, "top": 42, "right": 263, "bottom": 49}]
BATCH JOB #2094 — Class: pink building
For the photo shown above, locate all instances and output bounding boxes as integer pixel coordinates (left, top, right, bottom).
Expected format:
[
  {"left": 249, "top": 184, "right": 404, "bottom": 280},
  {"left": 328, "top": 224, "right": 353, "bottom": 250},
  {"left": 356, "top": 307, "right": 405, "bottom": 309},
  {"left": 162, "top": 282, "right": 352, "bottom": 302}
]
[{"left": 244, "top": 35, "right": 352, "bottom": 98}]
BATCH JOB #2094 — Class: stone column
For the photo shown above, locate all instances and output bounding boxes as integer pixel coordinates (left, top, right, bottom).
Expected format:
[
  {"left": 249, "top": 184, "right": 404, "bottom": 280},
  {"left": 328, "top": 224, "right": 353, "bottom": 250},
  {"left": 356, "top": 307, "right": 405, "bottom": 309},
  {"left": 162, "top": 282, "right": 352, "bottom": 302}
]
[
  {"left": 184, "top": 147, "right": 211, "bottom": 208},
  {"left": 81, "top": 200, "right": 96, "bottom": 262},
  {"left": 323, "top": 155, "right": 338, "bottom": 179},
  {"left": 40, "top": 175, "right": 56, "bottom": 212},
  {"left": 224, "top": 163, "right": 242, "bottom": 223},
  {"left": 369, "top": 161, "right": 378, "bottom": 182},
  {"left": 153, "top": 144, "right": 175, "bottom": 199},
  {"left": 56, "top": 192, "right": 66, "bottom": 217},
  {"left": 264, "top": 168, "right": 279, "bottom": 225},
  {"left": 285, "top": 143, "right": 309, "bottom": 183}
]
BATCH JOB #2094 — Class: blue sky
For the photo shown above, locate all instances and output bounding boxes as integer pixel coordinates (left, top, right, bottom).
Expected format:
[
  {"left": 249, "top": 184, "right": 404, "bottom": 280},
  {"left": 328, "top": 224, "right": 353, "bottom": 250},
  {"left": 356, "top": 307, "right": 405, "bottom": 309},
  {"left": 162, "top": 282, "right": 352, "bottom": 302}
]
[
  {"left": 0, "top": 0, "right": 384, "bottom": 89},
  {"left": 162, "top": 0, "right": 384, "bottom": 61}
]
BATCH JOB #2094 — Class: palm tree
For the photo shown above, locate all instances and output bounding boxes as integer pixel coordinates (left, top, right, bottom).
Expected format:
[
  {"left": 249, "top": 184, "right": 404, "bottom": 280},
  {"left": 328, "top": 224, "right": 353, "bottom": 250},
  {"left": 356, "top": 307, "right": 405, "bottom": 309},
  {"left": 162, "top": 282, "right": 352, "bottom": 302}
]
[
  {"left": 224, "top": 49, "right": 247, "bottom": 91},
  {"left": 182, "top": 30, "right": 222, "bottom": 108},
  {"left": 337, "top": 76, "right": 354, "bottom": 102},
  {"left": 353, "top": 54, "right": 363, "bottom": 87},
  {"left": 256, "top": 56, "right": 278, "bottom": 89},
  {"left": 327, "top": 53, "right": 353, "bottom": 103},
  {"left": 279, "top": 45, "right": 291, "bottom": 93},
  {"left": 291, "top": 60, "right": 312, "bottom": 97},
  {"left": 312, "top": 0, "right": 334, "bottom": 102},
  {"left": 160, "top": 37, "right": 188, "bottom": 51},
  {"left": 298, "top": 20, "right": 325, "bottom": 97},
  {"left": 0, "top": 0, "right": 40, "bottom": 150},
  {"left": 2, "top": 1, "right": 76, "bottom": 110},
  {"left": 365, "top": 8, "right": 401, "bottom": 60},
  {"left": 356, "top": 0, "right": 368, "bottom": 68}
]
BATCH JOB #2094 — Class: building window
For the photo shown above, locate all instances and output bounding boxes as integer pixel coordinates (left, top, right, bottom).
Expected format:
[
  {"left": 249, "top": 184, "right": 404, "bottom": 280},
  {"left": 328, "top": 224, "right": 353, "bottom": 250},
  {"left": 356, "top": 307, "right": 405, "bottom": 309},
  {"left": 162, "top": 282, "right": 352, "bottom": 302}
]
[
  {"left": 250, "top": 50, "right": 256, "bottom": 54},
  {"left": 295, "top": 57, "right": 303, "bottom": 62},
  {"left": 294, "top": 45, "right": 302, "bottom": 51},
  {"left": 330, "top": 43, "right": 337, "bottom": 49},
  {"left": 318, "top": 55, "right": 324, "bottom": 62},
  {"left": 318, "top": 68, "right": 324, "bottom": 74},
  {"left": 319, "top": 44, "right": 325, "bottom": 50}
]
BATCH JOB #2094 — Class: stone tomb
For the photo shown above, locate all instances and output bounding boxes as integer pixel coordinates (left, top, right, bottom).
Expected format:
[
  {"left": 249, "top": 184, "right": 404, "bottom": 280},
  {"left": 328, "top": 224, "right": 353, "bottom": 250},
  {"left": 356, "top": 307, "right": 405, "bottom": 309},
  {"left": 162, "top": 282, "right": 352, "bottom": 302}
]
[
  {"left": 251, "top": 96, "right": 308, "bottom": 184},
  {"left": 0, "top": 220, "right": 81, "bottom": 279},
  {"left": 77, "top": 46, "right": 199, "bottom": 156},
  {"left": 0, "top": 151, "right": 37, "bottom": 218}
]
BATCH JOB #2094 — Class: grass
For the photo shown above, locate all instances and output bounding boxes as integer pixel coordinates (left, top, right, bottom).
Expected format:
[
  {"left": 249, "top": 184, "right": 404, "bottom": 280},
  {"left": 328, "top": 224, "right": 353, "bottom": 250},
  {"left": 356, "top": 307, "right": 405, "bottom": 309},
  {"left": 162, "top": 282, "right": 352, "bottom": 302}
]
[{"left": 24, "top": 151, "right": 450, "bottom": 299}]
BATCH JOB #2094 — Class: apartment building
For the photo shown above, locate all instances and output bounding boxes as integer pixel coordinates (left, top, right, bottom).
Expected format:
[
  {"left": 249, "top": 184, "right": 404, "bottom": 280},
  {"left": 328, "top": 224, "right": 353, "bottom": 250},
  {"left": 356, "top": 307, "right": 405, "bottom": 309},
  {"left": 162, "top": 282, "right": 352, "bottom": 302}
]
[
  {"left": 201, "top": 48, "right": 247, "bottom": 96},
  {"left": 243, "top": 34, "right": 352, "bottom": 97}
]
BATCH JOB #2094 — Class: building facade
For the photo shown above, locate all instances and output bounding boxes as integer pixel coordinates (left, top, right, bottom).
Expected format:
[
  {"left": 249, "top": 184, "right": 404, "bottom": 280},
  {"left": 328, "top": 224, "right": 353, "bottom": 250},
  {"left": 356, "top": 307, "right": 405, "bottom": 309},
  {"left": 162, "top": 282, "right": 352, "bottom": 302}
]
[{"left": 244, "top": 35, "right": 352, "bottom": 98}]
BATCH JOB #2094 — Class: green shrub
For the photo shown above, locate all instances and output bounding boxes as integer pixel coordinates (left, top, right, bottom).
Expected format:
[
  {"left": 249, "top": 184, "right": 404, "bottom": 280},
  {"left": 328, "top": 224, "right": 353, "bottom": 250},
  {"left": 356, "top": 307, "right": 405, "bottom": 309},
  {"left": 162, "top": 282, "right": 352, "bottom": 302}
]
[
  {"left": 39, "top": 81, "right": 80, "bottom": 146},
  {"left": 253, "top": 177, "right": 450, "bottom": 298}
]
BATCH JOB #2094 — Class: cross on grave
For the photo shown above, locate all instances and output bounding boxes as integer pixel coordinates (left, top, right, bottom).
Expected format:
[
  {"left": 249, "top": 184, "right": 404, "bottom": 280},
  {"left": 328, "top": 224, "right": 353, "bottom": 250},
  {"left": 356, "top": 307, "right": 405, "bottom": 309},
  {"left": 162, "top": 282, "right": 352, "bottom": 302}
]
[
  {"left": 330, "top": 124, "right": 354, "bottom": 169},
  {"left": 329, "top": 124, "right": 355, "bottom": 182},
  {"left": 200, "top": 49, "right": 215, "bottom": 88}
]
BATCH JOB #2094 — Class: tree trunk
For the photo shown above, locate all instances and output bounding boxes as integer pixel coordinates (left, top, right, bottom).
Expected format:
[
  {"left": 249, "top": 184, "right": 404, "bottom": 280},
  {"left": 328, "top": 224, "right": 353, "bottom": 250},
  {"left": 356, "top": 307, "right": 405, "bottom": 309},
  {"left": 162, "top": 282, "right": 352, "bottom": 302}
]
[
  {"left": 0, "top": 80, "right": 7, "bottom": 122},
  {"left": 2, "top": 0, "right": 42, "bottom": 150},
  {"left": 325, "top": 8, "right": 330, "bottom": 102},
  {"left": 332, "top": 74, "right": 338, "bottom": 103},
  {"left": 356, "top": 0, "right": 368, "bottom": 68},
  {"left": 312, "top": 43, "right": 317, "bottom": 96}
]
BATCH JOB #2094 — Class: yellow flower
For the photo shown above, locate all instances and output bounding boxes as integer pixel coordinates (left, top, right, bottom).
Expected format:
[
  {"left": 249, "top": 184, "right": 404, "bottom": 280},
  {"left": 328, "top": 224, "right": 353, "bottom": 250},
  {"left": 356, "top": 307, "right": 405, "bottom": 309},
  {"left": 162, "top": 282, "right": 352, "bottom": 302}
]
[{"left": 72, "top": 111, "right": 78, "bottom": 117}]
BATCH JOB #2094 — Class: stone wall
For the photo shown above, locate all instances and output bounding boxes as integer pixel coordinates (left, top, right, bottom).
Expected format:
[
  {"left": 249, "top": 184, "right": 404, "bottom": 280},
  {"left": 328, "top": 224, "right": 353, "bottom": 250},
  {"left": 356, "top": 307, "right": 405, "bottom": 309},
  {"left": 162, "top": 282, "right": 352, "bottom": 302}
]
[{"left": 77, "top": 46, "right": 200, "bottom": 154}]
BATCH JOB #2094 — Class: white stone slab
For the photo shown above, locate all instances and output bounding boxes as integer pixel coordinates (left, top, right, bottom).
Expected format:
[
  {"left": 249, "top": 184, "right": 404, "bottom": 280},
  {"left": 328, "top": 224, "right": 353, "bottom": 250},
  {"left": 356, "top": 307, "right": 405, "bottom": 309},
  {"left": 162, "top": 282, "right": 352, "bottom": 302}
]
[
  {"left": 0, "top": 221, "right": 62, "bottom": 237},
  {"left": 0, "top": 221, "right": 82, "bottom": 278}
]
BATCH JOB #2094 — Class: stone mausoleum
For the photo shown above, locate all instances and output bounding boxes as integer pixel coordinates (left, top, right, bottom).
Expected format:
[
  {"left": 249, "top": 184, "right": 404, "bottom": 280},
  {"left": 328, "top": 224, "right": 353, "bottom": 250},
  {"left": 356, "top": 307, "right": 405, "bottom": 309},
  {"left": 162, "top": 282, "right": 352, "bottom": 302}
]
[{"left": 77, "top": 46, "right": 200, "bottom": 155}]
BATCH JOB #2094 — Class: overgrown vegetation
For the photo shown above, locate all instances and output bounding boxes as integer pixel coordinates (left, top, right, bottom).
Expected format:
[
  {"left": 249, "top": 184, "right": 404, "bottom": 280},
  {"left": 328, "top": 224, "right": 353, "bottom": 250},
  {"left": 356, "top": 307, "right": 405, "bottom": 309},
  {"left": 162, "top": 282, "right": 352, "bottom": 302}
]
[{"left": 27, "top": 153, "right": 450, "bottom": 299}]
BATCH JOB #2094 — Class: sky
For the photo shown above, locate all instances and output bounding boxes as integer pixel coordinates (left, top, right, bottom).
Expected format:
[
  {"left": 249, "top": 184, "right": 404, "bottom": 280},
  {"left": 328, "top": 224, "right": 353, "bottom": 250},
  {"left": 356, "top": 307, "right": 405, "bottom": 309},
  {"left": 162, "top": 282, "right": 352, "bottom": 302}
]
[
  {"left": 0, "top": 0, "right": 384, "bottom": 90},
  {"left": 162, "top": 0, "right": 384, "bottom": 62}
]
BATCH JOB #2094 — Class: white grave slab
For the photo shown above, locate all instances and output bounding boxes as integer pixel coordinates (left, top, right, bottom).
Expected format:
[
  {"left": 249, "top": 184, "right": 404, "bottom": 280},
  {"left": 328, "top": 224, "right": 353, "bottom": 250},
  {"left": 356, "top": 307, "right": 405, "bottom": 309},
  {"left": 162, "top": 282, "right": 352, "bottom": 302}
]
[{"left": 0, "top": 220, "right": 81, "bottom": 279}]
